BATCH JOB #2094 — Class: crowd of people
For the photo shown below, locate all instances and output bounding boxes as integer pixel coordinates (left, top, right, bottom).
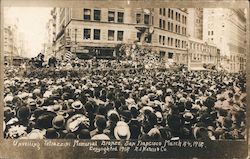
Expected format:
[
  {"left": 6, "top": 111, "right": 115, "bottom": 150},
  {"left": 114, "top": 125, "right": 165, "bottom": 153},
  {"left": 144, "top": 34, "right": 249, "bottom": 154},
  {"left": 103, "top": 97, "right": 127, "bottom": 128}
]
[{"left": 3, "top": 56, "right": 246, "bottom": 140}]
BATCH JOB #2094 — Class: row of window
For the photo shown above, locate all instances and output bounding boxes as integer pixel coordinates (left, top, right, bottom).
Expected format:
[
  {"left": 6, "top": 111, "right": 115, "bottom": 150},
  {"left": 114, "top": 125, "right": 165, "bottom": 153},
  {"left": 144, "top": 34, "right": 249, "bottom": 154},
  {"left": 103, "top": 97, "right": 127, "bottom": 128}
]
[
  {"left": 208, "top": 30, "right": 214, "bottom": 35},
  {"left": 190, "top": 42, "right": 216, "bottom": 53},
  {"left": 159, "top": 8, "right": 187, "bottom": 24},
  {"left": 192, "top": 54, "right": 215, "bottom": 61},
  {"left": 230, "top": 55, "right": 246, "bottom": 62},
  {"left": 159, "top": 35, "right": 187, "bottom": 49},
  {"left": 159, "top": 19, "right": 187, "bottom": 35},
  {"left": 83, "top": 28, "right": 124, "bottom": 41},
  {"left": 83, "top": 9, "right": 124, "bottom": 23},
  {"left": 136, "top": 13, "right": 150, "bottom": 24}
]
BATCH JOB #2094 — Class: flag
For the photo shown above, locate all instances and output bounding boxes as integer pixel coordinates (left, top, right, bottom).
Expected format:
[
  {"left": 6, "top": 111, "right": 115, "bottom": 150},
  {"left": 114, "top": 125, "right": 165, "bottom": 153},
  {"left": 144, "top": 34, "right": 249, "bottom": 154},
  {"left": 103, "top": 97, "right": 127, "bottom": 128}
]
[{"left": 65, "top": 51, "right": 76, "bottom": 61}]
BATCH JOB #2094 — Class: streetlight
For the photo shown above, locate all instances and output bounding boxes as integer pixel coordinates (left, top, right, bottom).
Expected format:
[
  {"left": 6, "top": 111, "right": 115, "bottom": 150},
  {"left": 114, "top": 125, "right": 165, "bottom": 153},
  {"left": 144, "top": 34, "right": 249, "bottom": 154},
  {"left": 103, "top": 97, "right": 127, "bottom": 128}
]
[
  {"left": 186, "top": 42, "right": 190, "bottom": 71},
  {"left": 186, "top": 35, "right": 191, "bottom": 71},
  {"left": 74, "top": 28, "right": 77, "bottom": 54}
]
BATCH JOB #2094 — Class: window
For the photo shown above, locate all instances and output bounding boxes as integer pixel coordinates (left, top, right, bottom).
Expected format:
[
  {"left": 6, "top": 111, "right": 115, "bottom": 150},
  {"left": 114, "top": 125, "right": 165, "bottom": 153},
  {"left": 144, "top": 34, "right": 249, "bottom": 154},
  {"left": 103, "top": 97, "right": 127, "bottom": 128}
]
[
  {"left": 84, "top": 9, "right": 91, "bottom": 20},
  {"left": 136, "top": 13, "right": 142, "bottom": 23},
  {"left": 178, "top": 26, "right": 180, "bottom": 34},
  {"left": 168, "top": 9, "right": 171, "bottom": 18},
  {"left": 171, "top": 23, "right": 173, "bottom": 32},
  {"left": 152, "top": 16, "right": 154, "bottom": 25},
  {"left": 168, "top": 37, "right": 170, "bottom": 46},
  {"left": 159, "top": 19, "right": 162, "bottom": 28},
  {"left": 159, "top": 35, "right": 162, "bottom": 44},
  {"left": 159, "top": 8, "right": 162, "bottom": 15},
  {"left": 117, "top": 31, "right": 124, "bottom": 41},
  {"left": 182, "top": 15, "right": 184, "bottom": 24},
  {"left": 108, "top": 11, "right": 115, "bottom": 22},
  {"left": 171, "top": 10, "right": 173, "bottom": 19},
  {"left": 171, "top": 38, "right": 173, "bottom": 46},
  {"left": 208, "top": 31, "right": 210, "bottom": 35},
  {"left": 117, "top": 12, "right": 124, "bottom": 23},
  {"left": 94, "top": 9, "right": 101, "bottom": 21},
  {"left": 168, "top": 22, "right": 170, "bottom": 31},
  {"left": 175, "top": 25, "right": 178, "bottom": 33},
  {"left": 163, "top": 8, "right": 166, "bottom": 16},
  {"left": 94, "top": 29, "right": 100, "bottom": 40},
  {"left": 137, "top": 32, "right": 141, "bottom": 41},
  {"left": 163, "top": 20, "right": 166, "bottom": 29},
  {"left": 175, "top": 39, "right": 178, "bottom": 47},
  {"left": 83, "top": 28, "right": 91, "bottom": 39},
  {"left": 108, "top": 30, "right": 115, "bottom": 41},
  {"left": 176, "top": 12, "right": 178, "bottom": 20},
  {"left": 211, "top": 31, "right": 213, "bottom": 35},
  {"left": 168, "top": 52, "right": 173, "bottom": 59},
  {"left": 163, "top": 36, "right": 165, "bottom": 45},
  {"left": 145, "top": 34, "right": 152, "bottom": 43},
  {"left": 144, "top": 14, "right": 150, "bottom": 24}
]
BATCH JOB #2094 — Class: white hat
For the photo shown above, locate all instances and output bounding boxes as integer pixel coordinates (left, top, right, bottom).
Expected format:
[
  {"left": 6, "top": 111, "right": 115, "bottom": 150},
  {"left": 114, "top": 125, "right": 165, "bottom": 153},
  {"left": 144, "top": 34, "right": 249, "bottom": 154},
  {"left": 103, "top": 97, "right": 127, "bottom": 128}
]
[
  {"left": 91, "top": 134, "right": 110, "bottom": 140},
  {"left": 43, "top": 91, "right": 52, "bottom": 98},
  {"left": 66, "top": 114, "right": 89, "bottom": 132},
  {"left": 114, "top": 121, "right": 131, "bottom": 140},
  {"left": 71, "top": 101, "right": 83, "bottom": 110},
  {"left": 155, "top": 111, "right": 163, "bottom": 123},
  {"left": 141, "top": 106, "right": 154, "bottom": 113},
  {"left": 26, "top": 129, "right": 45, "bottom": 139},
  {"left": 147, "top": 128, "right": 161, "bottom": 136},
  {"left": 107, "top": 110, "right": 119, "bottom": 119},
  {"left": 33, "top": 89, "right": 41, "bottom": 95},
  {"left": 141, "top": 95, "right": 149, "bottom": 105},
  {"left": 6, "top": 125, "right": 27, "bottom": 139},
  {"left": 4, "top": 95, "right": 13, "bottom": 103},
  {"left": 128, "top": 104, "right": 139, "bottom": 110}
]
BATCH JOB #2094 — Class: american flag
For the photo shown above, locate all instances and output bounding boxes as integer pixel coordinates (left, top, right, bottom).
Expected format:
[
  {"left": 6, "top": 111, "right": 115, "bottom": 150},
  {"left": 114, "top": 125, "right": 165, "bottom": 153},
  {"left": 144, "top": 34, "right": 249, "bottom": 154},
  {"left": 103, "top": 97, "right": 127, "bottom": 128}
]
[{"left": 65, "top": 51, "right": 76, "bottom": 61}]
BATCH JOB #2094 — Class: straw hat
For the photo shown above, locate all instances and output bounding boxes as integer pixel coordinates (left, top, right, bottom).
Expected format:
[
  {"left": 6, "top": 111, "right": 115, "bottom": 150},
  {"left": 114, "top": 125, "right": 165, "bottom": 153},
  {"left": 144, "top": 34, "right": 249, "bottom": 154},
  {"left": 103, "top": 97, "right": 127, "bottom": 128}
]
[
  {"left": 91, "top": 134, "right": 110, "bottom": 140},
  {"left": 114, "top": 121, "right": 131, "bottom": 140}
]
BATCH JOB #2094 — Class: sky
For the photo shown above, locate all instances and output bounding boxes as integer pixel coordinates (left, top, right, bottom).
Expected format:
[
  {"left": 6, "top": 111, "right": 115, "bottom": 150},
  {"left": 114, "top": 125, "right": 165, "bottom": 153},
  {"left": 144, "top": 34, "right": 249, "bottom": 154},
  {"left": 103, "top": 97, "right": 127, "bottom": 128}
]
[{"left": 4, "top": 7, "right": 52, "bottom": 58}]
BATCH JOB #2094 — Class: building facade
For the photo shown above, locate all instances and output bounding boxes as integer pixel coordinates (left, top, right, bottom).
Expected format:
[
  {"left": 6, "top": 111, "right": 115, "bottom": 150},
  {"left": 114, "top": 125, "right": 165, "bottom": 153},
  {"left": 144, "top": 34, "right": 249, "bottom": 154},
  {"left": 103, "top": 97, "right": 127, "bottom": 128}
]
[
  {"left": 3, "top": 15, "right": 27, "bottom": 65},
  {"left": 3, "top": 24, "right": 19, "bottom": 65},
  {"left": 186, "top": 8, "right": 218, "bottom": 70},
  {"left": 48, "top": 8, "right": 189, "bottom": 64},
  {"left": 187, "top": 8, "right": 203, "bottom": 40},
  {"left": 188, "top": 37, "right": 218, "bottom": 70},
  {"left": 203, "top": 8, "right": 247, "bottom": 73}
]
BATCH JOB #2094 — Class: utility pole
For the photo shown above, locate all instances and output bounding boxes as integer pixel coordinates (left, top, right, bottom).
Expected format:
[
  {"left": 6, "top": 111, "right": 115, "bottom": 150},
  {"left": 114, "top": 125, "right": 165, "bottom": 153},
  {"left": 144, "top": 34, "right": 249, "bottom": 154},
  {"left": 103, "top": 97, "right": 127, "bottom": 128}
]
[{"left": 75, "top": 28, "right": 77, "bottom": 55}]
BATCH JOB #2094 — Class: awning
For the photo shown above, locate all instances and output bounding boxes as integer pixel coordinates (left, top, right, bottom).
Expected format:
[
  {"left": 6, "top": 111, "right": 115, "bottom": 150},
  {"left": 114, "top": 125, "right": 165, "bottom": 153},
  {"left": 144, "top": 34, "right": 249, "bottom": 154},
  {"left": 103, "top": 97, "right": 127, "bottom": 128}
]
[{"left": 190, "top": 67, "right": 207, "bottom": 71}]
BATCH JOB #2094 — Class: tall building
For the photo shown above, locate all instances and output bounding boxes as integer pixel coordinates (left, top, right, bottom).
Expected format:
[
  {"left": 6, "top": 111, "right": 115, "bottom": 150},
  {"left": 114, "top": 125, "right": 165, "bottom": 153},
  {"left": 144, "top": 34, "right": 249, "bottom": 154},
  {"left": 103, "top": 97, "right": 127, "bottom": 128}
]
[
  {"left": 3, "top": 23, "right": 19, "bottom": 65},
  {"left": 45, "top": 18, "right": 55, "bottom": 60},
  {"left": 187, "top": 8, "right": 203, "bottom": 40},
  {"left": 48, "top": 8, "right": 189, "bottom": 64},
  {"left": 186, "top": 8, "right": 218, "bottom": 70},
  {"left": 203, "top": 8, "right": 247, "bottom": 73}
]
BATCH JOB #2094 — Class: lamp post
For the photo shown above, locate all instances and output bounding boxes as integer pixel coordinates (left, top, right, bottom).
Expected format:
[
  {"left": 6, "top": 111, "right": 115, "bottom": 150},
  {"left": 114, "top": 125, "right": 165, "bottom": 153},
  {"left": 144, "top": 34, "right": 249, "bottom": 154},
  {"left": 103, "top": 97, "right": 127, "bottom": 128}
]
[
  {"left": 186, "top": 35, "right": 191, "bottom": 71},
  {"left": 186, "top": 42, "right": 190, "bottom": 71},
  {"left": 74, "top": 28, "right": 77, "bottom": 55}
]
